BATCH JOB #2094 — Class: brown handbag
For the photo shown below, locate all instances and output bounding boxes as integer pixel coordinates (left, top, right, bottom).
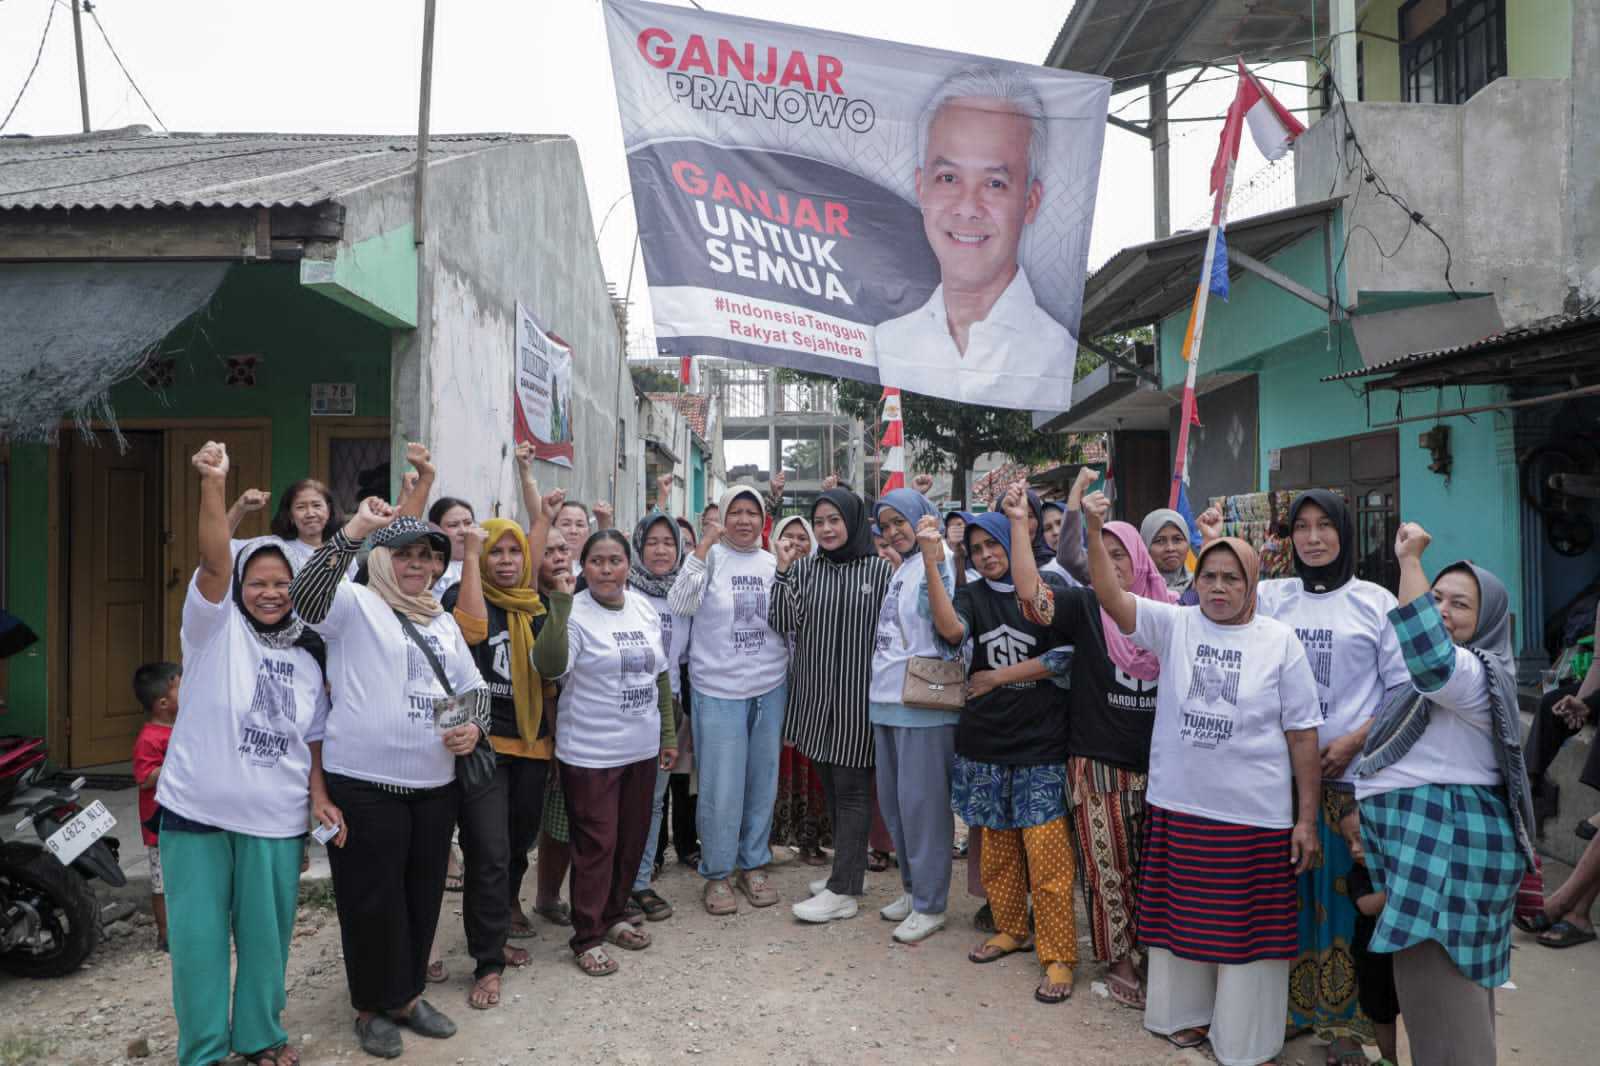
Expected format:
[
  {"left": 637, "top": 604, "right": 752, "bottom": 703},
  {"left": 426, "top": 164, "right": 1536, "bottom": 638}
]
[{"left": 901, "top": 655, "right": 966, "bottom": 711}]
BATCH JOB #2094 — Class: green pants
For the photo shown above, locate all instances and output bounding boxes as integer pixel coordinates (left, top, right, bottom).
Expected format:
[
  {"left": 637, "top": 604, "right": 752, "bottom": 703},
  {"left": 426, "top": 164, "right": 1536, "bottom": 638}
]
[{"left": 159, "top": 827, "right": 302, "bottom": 1066}]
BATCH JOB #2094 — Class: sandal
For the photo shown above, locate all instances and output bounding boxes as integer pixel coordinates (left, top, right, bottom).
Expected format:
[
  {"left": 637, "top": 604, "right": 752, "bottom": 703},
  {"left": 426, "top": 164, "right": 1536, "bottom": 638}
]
[
  {"left": 632, "top": 888, "right": 674, "bottom": 922},
  {"left": 703, "top": 879, "right": 739, "bottom": 916},
  {"left": 1105, "top": 970, "right": 1145, "bottom": 1010},
  {"left": 1537, "top": 920, "right": 1597, "bottom": 949},
  {"left": 1515, "top": 911, "right": 1555, "bottom": 934},
  {"left": 503, "top": 945, "right": 530, "bottom": 967},
  {"left": 968, "top": 932, "right": 1034, "bottom": 964},
  {"left": 508, "top": 909, "right": 538, "bottom": 940},
  {"left": 1034, "top": 962, "right": 1073, "bottom": 1004},
  {"left": 605, "top": 920, "right": 652, "bottom": 950},
  {"left": 468, "top": 972, "right": 501, "bottom": 1010},
  {"left": 574, "top": 945, "right": 617, "bottom": 977},
  {"left": 425, "top": 959, "right": 448, "bottom": 983},
  {"left": 444, "top": 844, "right": 464, "bottom": 893},
  {"left": 244, "top": 1043, "right": 300, "bottom": 1066},
  {"left": 1162, "top": 1026, "right": 1209, "bottom": 1049},
  {"left": 533, "top": 900, "right": 573, "bottom": 926}
]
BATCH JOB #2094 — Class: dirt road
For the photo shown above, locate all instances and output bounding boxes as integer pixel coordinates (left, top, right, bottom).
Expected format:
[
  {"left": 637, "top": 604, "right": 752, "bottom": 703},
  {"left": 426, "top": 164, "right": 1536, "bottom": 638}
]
[{"left": 2, "top": 851, "right": 1593, "bottom": 1065}]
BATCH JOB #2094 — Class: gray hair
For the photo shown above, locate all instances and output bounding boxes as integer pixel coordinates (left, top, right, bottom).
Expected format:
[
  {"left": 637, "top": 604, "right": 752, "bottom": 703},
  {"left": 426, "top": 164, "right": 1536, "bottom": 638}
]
[{"left": 916, "top": 65, "right": 1047, "bottom": 185}]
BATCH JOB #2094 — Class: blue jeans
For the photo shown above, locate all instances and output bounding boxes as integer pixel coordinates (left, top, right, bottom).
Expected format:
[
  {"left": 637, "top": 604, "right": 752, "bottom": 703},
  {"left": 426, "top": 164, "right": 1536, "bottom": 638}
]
[
  {"left": 692, "top": 682, "right": 787, "bottom": 881},
  {"left": 632, "top": 766, "right": 673, "bottom": 892}
]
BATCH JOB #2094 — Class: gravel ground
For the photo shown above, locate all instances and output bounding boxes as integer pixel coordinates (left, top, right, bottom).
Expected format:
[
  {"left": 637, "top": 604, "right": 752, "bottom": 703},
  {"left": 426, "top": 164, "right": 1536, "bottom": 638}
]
[{"left": 1, "top": 848, "right": 1591, "bottom": 1065}]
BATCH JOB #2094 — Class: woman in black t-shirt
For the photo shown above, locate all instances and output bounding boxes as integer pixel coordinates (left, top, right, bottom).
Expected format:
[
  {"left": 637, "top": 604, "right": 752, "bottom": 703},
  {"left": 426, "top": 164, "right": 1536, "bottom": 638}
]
[
  {"left": 1012, "top": 503, "right": 1175, "bottom": 1011},
  {"left": 924, "top": 486, "right": 1078, "bottom": 1006}
]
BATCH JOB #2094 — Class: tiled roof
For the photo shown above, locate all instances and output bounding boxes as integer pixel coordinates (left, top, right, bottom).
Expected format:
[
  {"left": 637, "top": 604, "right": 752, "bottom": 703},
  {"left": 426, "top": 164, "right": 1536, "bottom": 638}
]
[
  {"left": 1322, "top": 307, "right": 1600, "bottom": 381},
  {"left": 0, "top": 126, "right": 561, "bottom": 210},
  {"left": 647, "top": 391, "right": 710, "bottom": 439}
]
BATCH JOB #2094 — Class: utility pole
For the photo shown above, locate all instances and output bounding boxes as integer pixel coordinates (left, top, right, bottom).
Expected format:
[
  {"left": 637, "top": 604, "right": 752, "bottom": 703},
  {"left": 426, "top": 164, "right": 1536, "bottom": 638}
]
[
  {"left": 70, "top": 1, "right": 91, "bottom": 132},
  {"left": 413, "top": 0, "right": 437, "bottom": 245}
]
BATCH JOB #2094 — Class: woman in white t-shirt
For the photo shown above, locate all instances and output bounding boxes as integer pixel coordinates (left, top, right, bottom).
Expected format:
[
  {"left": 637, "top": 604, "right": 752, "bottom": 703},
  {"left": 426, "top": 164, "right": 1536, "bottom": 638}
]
[
  {"left": 1353, "top": 524, "right": 1535, "bottom": 1066},
  {"left": 428, "top": 495, "right": 476, "bottom": 598},
  {"left": 1085, "top": 491, "right": 1321, "bottom": 1066},
  {"left": 290, "top": 503, "right": 489, "bottom": 1061},
  {"left": 868, "top": 488, "right": 959, "bottom": 946},
  {"left": 1198, "top": 491, "right": 1408, "bottom": 1057},
  {"left": 557, "top": 530, "right": 678, "bottom": 977},
  {"left": 667, "top": 486, "right": 788, "bottom": 916},
  {"left": 157, "top": 443, "right": 330, "bottom": 1066}
]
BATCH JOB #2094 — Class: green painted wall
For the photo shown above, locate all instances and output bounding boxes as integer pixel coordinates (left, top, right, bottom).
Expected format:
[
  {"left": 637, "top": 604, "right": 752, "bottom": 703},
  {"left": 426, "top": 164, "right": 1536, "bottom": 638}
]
[
  {"left": 690, "top": 447, "right": 707, "bottom": 515},
  {"left": 301, "top": 224, "right": 419, "bottom": 328},
  {"left": 1508, "top": 0, "right": 1573, "bottom": 78},
  {"left": 3, "top": 262, "right": 393, "bottom": 739}
]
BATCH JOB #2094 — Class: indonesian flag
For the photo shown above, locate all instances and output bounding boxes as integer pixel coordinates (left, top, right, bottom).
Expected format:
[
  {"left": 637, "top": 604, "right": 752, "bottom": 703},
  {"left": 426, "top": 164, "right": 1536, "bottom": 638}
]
[
  {"left": 1209, "top": 60, "right": 1305, "bottom": 223},
  {"left": 881, "top": 387, "right": 905, "bottom": 493},
  {"left": 679, "top": 356, "right": 692, "bottom": 385}
]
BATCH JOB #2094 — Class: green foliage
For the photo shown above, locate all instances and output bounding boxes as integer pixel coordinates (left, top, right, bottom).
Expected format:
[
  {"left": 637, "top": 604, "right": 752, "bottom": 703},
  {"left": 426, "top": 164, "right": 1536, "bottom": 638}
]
[
  {"left": 0, "top": 1033, "right": 54, "bottom": 1066},
  {"left": 629, "top": 364, "right": 681, "bottom": 394}
]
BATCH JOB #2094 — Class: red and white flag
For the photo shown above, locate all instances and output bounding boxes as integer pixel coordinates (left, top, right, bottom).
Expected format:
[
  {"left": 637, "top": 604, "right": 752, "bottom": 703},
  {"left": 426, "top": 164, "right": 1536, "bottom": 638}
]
[
  {"left": 1208, "top": 60, "right": 1306, "bottom": 224},
  {"left": 880, "top": 387, "right": 905, "bottom": 494}
]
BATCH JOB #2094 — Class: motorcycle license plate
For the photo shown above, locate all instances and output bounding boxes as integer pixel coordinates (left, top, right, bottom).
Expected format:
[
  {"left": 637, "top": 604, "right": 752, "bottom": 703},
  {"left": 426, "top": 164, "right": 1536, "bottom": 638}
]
[{"left": 44, "top": 801, "right": 115, "bottom": 866}]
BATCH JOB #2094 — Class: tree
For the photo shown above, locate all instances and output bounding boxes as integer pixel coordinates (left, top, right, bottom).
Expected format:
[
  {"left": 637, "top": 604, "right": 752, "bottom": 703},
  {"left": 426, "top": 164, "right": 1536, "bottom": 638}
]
[{"left": 629, "top": 364, "right": 681, "bottom": 394}]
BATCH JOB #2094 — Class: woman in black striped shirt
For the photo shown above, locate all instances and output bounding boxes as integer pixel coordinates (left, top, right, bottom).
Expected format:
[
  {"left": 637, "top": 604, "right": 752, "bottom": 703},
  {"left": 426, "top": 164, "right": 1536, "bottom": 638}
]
[{"left": 770, "top": 488, "right": 894, "bottom": 923}]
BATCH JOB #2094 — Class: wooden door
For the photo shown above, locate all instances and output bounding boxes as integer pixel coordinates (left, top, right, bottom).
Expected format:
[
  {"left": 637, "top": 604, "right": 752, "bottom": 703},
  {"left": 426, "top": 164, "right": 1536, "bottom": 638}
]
[
  {"left": 162, "top": 427, "right": 271, "bottom": 661},
  {"left": 65, "top": 433, "right": 164, "bottom": 767}
]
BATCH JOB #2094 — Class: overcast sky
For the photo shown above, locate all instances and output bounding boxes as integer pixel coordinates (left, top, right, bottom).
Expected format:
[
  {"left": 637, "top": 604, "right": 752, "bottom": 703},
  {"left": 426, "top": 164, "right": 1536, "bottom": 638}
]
[{"left": 1, "top": 0, "right": 1305, "bottom": 361}]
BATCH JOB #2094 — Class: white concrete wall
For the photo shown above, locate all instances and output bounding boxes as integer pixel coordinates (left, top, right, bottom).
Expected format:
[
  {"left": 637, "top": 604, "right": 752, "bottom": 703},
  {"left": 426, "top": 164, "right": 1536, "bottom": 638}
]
[
  {"left": 352, "top": 139, "right": 638, "bottom": 528},
  {"left": 1294, "top": 78, "right": 1581, "bottom": 326}
]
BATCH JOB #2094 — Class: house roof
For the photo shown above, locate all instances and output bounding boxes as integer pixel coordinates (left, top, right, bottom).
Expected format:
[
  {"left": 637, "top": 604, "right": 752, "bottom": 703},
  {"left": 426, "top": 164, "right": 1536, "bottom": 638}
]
[
  {"left": 0, "top": 126, "right": 561, "bottom": 211},
  {"left": 1320, "top": 308, "right": 1600, "bottom": 389},
  {"left": 1045, "top": 0, "right": 1332, "bottom": 88},
  {"left": 1079, "top": 198, "right": 1340, "bottom": 339},
  {"left": 647, "top": 391, "right": 711, "bottom": 440}
]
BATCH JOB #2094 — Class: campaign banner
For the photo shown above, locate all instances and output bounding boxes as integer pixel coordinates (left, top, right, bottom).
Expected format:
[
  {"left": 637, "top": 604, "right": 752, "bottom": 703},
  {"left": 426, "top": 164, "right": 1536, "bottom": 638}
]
[
  {"left": 513, "top": 302, "right": 575, "bottom": 467},
  {"left": 602, "top": 0, "right": 1108, "bottom": 412}
]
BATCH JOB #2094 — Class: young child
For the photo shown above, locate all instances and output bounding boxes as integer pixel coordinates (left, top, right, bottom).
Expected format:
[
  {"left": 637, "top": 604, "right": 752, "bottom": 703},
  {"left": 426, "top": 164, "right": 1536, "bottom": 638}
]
[
  {"left": 1340, "top": 799, "right": 1400, "bottom": 1066},
  {"left": 131, "top": 661, "right": 181, "bottom": 952}
]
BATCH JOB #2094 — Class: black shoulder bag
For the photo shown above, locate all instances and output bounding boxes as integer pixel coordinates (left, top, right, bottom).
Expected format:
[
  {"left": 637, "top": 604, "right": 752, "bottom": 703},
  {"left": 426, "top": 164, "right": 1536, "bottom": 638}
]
[{"left": 391, "top": 610, "right": 496, "bottom": 795}]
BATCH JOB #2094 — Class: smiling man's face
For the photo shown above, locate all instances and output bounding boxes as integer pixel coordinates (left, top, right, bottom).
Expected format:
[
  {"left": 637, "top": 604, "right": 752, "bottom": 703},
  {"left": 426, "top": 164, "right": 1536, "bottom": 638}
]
[{"left": 915, "top": 97, "right": 1040, "bottom": 299}]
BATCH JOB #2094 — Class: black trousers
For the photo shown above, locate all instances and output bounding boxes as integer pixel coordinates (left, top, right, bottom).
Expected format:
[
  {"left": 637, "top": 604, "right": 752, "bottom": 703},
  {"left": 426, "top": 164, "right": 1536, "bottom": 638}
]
[
  {"left": 1527, "top": 682, "right": 1600, "bottom": 799},
  {"left": 659, "top": 773, "right": 699, "bottom": 863},
  {"left": 324, "top": 773, "right": 458, "bottom": 1012},
  {"left": 818, "top": 762, "right": 872, "bottom": 896},
  {"left": 456, "top": 763, "right": 516, "bottom": 980},
  {"left": 502, "top": 755, "right": 550, "bottom": 913}
]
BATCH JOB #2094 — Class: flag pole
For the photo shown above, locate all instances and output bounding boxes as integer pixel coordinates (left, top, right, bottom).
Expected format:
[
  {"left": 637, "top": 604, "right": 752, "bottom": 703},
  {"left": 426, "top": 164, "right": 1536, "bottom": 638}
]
[{"left": 1168, "top": 223, "right": 1219, "bottom": 508}]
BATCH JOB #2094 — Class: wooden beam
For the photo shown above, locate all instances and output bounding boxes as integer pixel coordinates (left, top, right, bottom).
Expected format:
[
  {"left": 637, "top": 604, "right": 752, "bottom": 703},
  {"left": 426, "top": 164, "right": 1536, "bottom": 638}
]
[
  {"left": 1107, "top": 114, "right": 1153, "bottom": 138},
  {"left": 0, "top": 207, "right": 259, "bottom": 260},
  {"left": 1372, "top": 384, "right": 1600, "bottom": 427},
  {"left": 1228, "top": 246, "right": 1334, "bottom": 313}
]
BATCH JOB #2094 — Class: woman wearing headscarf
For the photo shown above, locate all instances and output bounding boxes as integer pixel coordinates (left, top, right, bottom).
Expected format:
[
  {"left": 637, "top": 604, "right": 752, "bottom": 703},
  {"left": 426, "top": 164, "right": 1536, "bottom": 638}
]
[
  {"left": 668, "top": 485, "right": 789, "bottom": 915},
  {"left": 768, "top": 515, "right": 831, "bottom": 864},
  {"left": 1141, "top": 509, "right": 1195, "bottom": 593},
  {"left": 623, "top": 508, "right": 692, "bottom": 921},
  {"left": 1085, "top": 490, "right": 1322, "bottom": 1066},
  {"left": 1198, "top": 492, "right": 1409, "bottom": 1062},
  {"left": 1016, "top": 487, "right": 1176, "bottom": 1011},
  {"left": 927, "top": 488, "right": 1078, "bottom": 1003},
  {"left": 292, "top": 496, "right": 490, "bottom": 1060},
  {"left": 867, "top": 488, "right": 959, "bottom": 943},
  {"left": 158, "top": 443, "right": 330, "bottom": 1066},
  {"left": 439, "top": 444, "right": 571, "bottom": 1008},
  {"left": 557, "top": 529, "right": 678, "bottom": 976},
  {"left": 1353, "top": 523, "right": 1535, "bottom": 1066},
  {"left": 772, "top": 490, "right": 895, "bottom": 923}
]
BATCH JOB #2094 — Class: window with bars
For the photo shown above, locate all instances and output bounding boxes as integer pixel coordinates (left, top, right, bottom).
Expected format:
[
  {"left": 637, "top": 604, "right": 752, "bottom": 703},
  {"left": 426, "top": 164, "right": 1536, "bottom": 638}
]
[{"left": 1400, "top": 0, "right": 1505, "bottom": 104}]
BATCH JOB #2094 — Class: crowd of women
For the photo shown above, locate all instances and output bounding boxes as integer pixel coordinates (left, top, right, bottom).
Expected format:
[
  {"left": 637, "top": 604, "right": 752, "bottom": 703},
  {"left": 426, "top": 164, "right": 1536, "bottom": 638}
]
[{"left": 148, "top": 438, "right": 1546, "bottom": 1066}]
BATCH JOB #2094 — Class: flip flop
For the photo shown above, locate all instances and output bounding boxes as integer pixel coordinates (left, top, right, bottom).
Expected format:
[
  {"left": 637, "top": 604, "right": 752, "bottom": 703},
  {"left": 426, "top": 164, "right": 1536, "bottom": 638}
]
[
  {"left": 1514, "top": 911, "right": 1555, "bottom": 934},
  {"left": 468, "top": 972, "right": 501, "bottom": 1010},
  {"left": 503, "top": 945, "right": 531, "bottom": 967},
  {"left": 574, "top": 945, "right": 617, "bottom": 977},
  {"left": 1537, "top": 920, "right": 1597, "bottom": 949},
  {"left": 1105, "top": 971, "right": 1145, "bottom": 1010},
  {"left": 1033, "top": 962, "right": 1073, "bottom": 1004},
  {"left": 968, "top": 932, "right": 1034, "bottom": 964},
  {"left": 1162, "top": 1026, "right": 1209, "bottom": 1049}
]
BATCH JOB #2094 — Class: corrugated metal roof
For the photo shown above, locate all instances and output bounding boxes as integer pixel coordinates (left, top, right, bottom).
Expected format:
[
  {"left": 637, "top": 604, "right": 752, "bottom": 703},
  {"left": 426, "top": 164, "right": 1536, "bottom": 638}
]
[
  {"left": 1321, "top": 307, "right": 1600, "bottom": 381},
  {"left": 0, "top": 126, "right": 562, "bottom": 210}
]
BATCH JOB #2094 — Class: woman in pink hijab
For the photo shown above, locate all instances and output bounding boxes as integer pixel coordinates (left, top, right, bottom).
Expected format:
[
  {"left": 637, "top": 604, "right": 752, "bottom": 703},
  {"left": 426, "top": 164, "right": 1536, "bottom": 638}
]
[{"left": 1012, "top": 504, "right": 1176, "bottom": 1011}]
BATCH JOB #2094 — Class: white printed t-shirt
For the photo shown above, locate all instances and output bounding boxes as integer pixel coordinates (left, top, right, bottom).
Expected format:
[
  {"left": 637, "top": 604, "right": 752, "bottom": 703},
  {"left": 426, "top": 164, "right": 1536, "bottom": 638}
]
[
  {"left": 556, "top": 590, "right": 667, "bottom": 769},
  {"left": 1132, "top": 598, "right": 1323, "bottom": 829},
  {"left": 642, "top": 591, "right": 692, "bottom": 698},
  {"left": 156, "top": 575, "right": 330, "bottom": 838},
  {"left": 1356, "top": 647, "right": 1500, "bottom": 799},
  {"left": 1256, "top": 578, "right": 1409, "bottom": 784},
  {"left": 311, "top": 582, "right": 486, "bottom": 789},
  {"left": 684, "top": 544, "right": 786, "bottom": 700},
  {"left": 870, "top": 552, "right": 957, "bottom": 723}
]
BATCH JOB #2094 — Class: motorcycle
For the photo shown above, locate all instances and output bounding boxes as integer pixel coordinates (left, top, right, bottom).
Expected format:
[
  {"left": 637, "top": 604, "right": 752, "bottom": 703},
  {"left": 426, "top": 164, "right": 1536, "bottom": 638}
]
[{"left": 0, "top": 736, "right": 127, "bottom": 978}]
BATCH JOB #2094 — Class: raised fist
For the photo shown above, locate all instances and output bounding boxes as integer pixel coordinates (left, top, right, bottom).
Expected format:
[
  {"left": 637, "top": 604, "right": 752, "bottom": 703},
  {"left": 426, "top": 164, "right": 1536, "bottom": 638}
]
[
  {"left": 911, "top": 472, "right": 935, "bottom": 495},
  {"left": 915, "top": 514, "right": 944, "bottom": 552},
  {"left": 1001, "top": 480, "right": 1030, "bottom": 522},
  {"left": 349, "top": 496, "right": 397, "bottom": 540},
  {"left": 462, "top": 524, "right": 489, "bottom": 558},
  {"left": 238, "top": 488, "right": 271, "bottom": 512},
  {"left": 192, "top": 441, "right": 229, "bottom": 480},
  {"left": 1081, "top": 490, "right": 1111, "bottom": 530},
  {"left": 1196, "top": 507, "right": 1224, "bottom": 543},
  {"left": 592, "top": 500, "right": 614, "bottom": 530},
  {"left": 1394, "top": 522, "right": 1431, "bottom": 561},
  {"left": 405, "top": 442, "right": 433, "bottom": 476},
  {"left": 541, "top": 488, "right": 567, "bottom": 523}
]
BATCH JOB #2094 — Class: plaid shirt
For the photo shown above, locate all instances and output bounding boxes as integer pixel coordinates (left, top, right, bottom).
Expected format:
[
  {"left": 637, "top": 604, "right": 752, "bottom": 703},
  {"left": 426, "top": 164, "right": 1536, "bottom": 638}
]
[{"left": 1389, "top": 594, "right": 1457, "bottom": 693}]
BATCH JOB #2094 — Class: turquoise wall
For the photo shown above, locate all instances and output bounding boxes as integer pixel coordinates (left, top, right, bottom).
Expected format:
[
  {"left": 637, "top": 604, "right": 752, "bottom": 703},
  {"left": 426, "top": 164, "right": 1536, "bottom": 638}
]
[
  {"left": 3, "top": 262, "right": 394, "bottom": 740},
  {"left": 690, "top": 448, "right": 707, "bottom": 515}
]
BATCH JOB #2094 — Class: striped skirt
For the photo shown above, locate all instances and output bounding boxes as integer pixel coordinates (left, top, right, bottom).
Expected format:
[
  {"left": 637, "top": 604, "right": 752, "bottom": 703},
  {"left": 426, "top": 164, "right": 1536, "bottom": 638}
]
[{"left": 1138, "top": 805, "right": 1298, "bottom": 964}]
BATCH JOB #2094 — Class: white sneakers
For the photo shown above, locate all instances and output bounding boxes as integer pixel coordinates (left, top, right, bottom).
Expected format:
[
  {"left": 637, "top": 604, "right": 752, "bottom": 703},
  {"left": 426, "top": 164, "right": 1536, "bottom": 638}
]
[
  {"left": 879, "top": 893, "right": 913, "bottom": 922},
  {"left": 792, "top": 889, "right": 858, "bottom": 923},
  {"left": 809, "top": 877, "right": 828, "bottom": 897},
  {"left": 892, "top": 910, "right": 946, "bottom": 943}
]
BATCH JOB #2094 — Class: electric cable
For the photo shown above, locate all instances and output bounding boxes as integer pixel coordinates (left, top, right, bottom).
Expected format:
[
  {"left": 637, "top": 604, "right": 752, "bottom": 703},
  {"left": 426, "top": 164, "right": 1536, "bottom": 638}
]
[
  {"left": 0, "top": 0, "right": 58, "bottom": 134},
  {"left": 85, "top": 2, "right": 167, "bottom": 131}
]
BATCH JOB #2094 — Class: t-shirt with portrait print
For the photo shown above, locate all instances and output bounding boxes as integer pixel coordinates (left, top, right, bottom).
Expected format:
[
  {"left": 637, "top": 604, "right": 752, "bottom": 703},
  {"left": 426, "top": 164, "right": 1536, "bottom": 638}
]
[
  {"left": 556, "top": 589, "right": 667, "bottom": 769},
  {"left": 1131, "top": 598, "right": 1322, "bottom": 830},
  {"left": 155, "top": 575, "right": 330, "bottom": 838}
]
